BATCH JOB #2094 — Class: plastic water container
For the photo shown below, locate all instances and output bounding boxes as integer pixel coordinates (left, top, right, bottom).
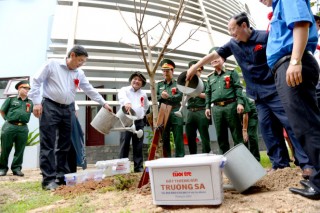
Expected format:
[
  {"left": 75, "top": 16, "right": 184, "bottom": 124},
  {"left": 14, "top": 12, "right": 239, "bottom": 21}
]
[
  {"left": 112, "top": 158, "right": 131, "bottom": 175},
  {"left": 95, "top": 161, "right": 114, "bottom": 178},
  {"left": 84, "top": 169, "right": 104, "bottom": 181},
  {"left": 64, "top": 172, "right": 86, "bottom": 186},
  {"left": 145, "top": 155, "right": 226, "bottom": 205}
]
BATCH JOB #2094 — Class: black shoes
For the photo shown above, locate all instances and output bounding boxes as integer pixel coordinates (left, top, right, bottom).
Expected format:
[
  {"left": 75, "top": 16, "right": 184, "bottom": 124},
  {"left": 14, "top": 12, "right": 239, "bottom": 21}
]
[
  {"left": 300, "top": 179, "right": 312, "bottom": 189},
  {"left": 42, "top": 182, "right": 59, "bottom": 191},
  {"left": 13, "top": 171, "right": 24, "bottom": 177},
  {"left": 134, "top": 168, "right": 144, "bottom": 173},
  {"left": 0, "top": 170, "right": 7, "bottom": 176},
  {"left": 55, "top": 177, "right": 66, "bottom": 186},
  {"left": 289, "top": 181, "right": 320, "bottom": 200}
]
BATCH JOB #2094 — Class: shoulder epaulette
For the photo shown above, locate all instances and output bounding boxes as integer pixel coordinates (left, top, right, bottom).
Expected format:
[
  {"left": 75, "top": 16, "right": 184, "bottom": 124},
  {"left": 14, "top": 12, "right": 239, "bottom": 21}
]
[
  {"left": 207, "top": 71, "right": 215, "bottom": 77},
  {"left": 8, "top": 95, "right": 16, "bottom": 98}
]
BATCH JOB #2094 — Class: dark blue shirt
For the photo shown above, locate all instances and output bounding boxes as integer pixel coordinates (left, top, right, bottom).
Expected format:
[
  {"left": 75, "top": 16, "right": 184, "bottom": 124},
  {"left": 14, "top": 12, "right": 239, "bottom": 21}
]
[
  {"left": 217, "top": 30, "right": 276, "bottom": 100},
  {"left": 267, "top": 0, "right": 317, "bottom": 68}
]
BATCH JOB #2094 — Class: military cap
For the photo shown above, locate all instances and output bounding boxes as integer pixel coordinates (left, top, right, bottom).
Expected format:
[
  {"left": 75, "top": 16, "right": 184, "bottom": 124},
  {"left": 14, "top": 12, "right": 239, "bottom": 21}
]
[
  {"left": 314, "top": 14, "right": 320, "bottom": 21},
  {"left": 160, "top": 58, "right": 175, "bottom": 69},
  {"left": 15, "top": 80, "right": 30, "bottom": 90},
  {"left": 129, "top": 71, "right": 147, "bottom": 87},
  {"left": 209, "top": 46, "right": 220, "bottom": 54},
  {"left": 188, "top": 60, "right": 203, "bottom": 71}
]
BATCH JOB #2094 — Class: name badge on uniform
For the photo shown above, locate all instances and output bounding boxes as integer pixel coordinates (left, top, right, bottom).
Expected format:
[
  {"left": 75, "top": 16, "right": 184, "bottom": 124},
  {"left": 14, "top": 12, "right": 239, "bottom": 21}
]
[{"left": 12, "top": 100, "right": 20, "bottom": 106}]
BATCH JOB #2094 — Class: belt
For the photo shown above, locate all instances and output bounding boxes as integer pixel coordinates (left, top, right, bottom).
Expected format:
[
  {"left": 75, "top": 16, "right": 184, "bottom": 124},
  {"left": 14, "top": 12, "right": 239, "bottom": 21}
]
[
  {"left": 213, "top": 98, "right": 237, "bottom": 106},
  {"left": 188, "top": 107, "right": 206, "bottom": 112},
  {"left": 8, "top": 121, "right": 26, "bottom": 126},
  {"left": 271, "top": 51, "right": 313, "bottom": 75},
  {"left": 44, "top": 98, "right": 71, "bottom": 108}
]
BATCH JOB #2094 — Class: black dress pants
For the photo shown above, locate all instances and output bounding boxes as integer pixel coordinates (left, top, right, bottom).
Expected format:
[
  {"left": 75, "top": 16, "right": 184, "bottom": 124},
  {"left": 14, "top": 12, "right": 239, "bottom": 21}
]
[
  {"left": 40, "top": 98, "right": 72, "bottom": 184},
  {"left": 274, "top": 53, "right": 320, "bottom": 192}
]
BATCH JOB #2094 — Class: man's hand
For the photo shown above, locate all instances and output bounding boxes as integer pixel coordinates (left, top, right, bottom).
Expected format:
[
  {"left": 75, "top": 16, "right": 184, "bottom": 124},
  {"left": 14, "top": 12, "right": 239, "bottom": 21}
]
[
  {"left": 205, "top": 109, "right": 211, "bottom": 119},
  {"left": 124, "top": 103, "right": 132, "bottom": 113},
  {"left": 161, "top": 90, "right": 169, "bottom": 99},
  {"left": 186, "top": 67, "right": 196, "bottom": 81},
  {"left": 33, "top": 104, "right": 43, "bottom": 118},
  {"left": 237, "top": 104, "right": 244, "bottom": 114},
  {"left": 103, "top": 103, "right": 113, "bottom": 112},
  {"left": 286, "top": 64, "right": 302, "bottom": 87},
  {"left": 242, "top": 129, "right": 248, "bottom": 143}
]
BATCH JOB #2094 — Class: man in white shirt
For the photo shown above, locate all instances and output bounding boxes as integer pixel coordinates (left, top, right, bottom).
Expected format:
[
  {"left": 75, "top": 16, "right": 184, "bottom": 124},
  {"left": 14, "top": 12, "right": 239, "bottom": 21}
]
[
  {"left": 28, "top": 45, "right": 112, "bottom": 190},
  {"left": 118, "top": 72, "right": 149, "bottom": 172}
]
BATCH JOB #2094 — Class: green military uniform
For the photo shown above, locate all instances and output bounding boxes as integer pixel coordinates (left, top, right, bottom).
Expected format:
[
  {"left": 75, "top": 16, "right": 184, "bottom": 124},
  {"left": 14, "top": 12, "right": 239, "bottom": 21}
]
[
  {"left": 186, "top": 60, "right": 211, "bottom": 154},
  {"left": 0, "top": 81, "right": 33, "bottom": 175},
  {"left": 242, "top": 95, "right": 260, "bottom": 161},
  {"left": 206, "top": 68, "right": 244, "bottom": 154},
  {"left": 157, "top": 59, "right": 184, "bottom": 157}
]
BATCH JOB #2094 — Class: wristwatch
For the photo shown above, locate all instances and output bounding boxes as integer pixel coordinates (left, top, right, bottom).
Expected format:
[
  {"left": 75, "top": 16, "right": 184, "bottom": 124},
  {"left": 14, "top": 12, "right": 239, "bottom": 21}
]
[{"left": 290, "top": 59, "right": 302, "bottom": 66}]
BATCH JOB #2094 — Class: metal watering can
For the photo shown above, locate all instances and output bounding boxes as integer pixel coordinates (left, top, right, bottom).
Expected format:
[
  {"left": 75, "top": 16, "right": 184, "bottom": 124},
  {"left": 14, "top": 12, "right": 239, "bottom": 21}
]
[
  {"left": 90, "top": 106, "right": 143, "bottom": 138},
  {"left": 174, "top": 71, "right": 204, "bottom": 117}
]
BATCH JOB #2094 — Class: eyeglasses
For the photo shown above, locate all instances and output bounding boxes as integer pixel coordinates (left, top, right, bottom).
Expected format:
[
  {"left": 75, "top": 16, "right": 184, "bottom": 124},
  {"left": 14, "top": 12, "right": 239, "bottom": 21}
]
[{"left": 21, "top": 87, "right": 30, "bottom": 90}]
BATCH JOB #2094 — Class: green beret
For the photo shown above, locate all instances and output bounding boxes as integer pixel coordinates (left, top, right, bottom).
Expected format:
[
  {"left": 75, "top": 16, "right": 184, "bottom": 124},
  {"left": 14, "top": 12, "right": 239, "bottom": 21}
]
[
  {"left": 15, "top": 80, "right": 30, "bottom": 90},
  {"left": 209, "top": 47, "right": 220, "bottom": 54},
  {"left": 188, "top": 60, "right": 203, "bottom": 71},
  {"left": 160, "top": 58, "right": 175, "bottom": 69},
  {"left": 129, "top": 71, "right": 147, "bottom": 87}
]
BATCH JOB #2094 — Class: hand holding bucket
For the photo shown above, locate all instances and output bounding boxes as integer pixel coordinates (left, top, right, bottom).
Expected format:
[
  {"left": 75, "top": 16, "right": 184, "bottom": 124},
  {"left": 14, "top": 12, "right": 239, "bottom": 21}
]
[{"left": 174, "top": 71, "right": 204, "bottom": 117}]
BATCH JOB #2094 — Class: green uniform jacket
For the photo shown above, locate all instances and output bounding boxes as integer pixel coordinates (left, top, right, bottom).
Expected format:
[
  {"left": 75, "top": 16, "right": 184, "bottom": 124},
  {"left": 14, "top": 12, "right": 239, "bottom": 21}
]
[
  {"left": 157, "top": 79, "right": 183, "bottom": 108},
  {"left": 1, "top": 96, "right": 33, "bottom": 123},
  {"left": 243, "top": 96, "right": 258, "bottom": 120},
  {"left": 187, "top": 81, "right": 207, "bottom": 108},
  {"left": 205, "top": 69, "right": 244, "bottom": 109}
]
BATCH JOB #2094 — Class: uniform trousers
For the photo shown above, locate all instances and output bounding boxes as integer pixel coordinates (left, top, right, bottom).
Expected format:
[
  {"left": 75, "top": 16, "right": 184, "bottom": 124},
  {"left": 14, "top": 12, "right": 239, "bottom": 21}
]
[
  {"left": 119, "top": 119, "right": 145, "bottom": 172},
  {"left": 162, "top": 108, "right": 184, "bottom": 157},
  {"left": 274, "top": 53, "right": 320, "bottom": 192},
  {"left": 243, "top": 116, "right": 260, "bottom": 161},
  {"left": 185, "top": 109, "right": 211, "bottom": 154},
  {"left": 40, "top": 98, "right": 73, "bottom": 184},
  {"left": 0, "top": 122, "right": 28, "bottom": 172},
  {"left": 212, "top": 101, "right": 243, "bottom": 154}
]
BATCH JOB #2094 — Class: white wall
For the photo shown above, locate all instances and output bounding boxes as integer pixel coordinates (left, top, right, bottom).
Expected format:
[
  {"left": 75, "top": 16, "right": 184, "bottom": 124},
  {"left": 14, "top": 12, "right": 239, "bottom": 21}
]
[
  {"left": 0, "top": 0, "right": 57, "bottom": 130},
  {"left": 0, "top": 0, "right": 57, "bottom": 78}
]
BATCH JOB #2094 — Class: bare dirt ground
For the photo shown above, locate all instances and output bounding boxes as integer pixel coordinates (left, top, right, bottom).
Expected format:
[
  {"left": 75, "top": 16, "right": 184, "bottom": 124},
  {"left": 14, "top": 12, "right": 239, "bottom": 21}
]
[{"left": 1, "top": 166, "right": 320, "bottom": 213}]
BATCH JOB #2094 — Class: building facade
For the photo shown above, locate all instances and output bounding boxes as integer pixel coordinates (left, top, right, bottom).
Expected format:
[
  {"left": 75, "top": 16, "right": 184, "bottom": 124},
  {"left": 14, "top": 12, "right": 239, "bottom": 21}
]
[{"left": 47, "top": 0, "right": 254, "bottom": 147}]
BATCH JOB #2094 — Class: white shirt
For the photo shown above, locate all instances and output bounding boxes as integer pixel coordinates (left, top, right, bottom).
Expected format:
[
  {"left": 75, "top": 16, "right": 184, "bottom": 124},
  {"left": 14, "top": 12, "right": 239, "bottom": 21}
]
[
  {"left": 28, "top": 59, "right": 106, "bottom": 105},
  {"left": 118, "top": 85, "right": 149, "bottom": 120}
]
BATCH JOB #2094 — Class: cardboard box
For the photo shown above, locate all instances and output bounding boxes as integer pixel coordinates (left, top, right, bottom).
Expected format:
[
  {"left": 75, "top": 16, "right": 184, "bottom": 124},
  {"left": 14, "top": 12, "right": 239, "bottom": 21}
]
[{"left": 145, "top": 155, "right": 225, "bottom": 205}]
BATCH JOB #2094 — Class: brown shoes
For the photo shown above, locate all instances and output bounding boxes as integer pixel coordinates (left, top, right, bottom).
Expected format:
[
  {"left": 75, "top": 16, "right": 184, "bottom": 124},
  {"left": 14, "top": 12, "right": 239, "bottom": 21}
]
[{"left": 302, "top": 168, "right": 313, "bottom": 180}]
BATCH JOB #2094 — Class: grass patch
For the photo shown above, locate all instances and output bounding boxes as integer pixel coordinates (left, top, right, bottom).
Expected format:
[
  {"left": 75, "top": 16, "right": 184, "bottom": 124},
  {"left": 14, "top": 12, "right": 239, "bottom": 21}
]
[
  {"left": 0, "top": 181, "right": 62, "bottom": 213},
  {"left": 260, "top": 151, "right": 272, "bottom": 169}
]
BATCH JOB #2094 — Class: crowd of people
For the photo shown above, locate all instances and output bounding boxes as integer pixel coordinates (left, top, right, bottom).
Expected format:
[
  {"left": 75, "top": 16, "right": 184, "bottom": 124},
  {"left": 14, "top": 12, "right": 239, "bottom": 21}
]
[{"left": 0, "top": 0, "right": 319, "bottom": 201}]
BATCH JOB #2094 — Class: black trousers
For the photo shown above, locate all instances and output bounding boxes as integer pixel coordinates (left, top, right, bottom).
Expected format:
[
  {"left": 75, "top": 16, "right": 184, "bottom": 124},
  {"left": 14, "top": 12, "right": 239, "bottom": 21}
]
[
  {"left": 119, "top": 119, "right": 144, "bottom": 172},
  {"left": 40, "top": 98, "right": 73, "bottom": 184},
  {"left": 274, "top": 53, "right": 320, "bottom": 192}
]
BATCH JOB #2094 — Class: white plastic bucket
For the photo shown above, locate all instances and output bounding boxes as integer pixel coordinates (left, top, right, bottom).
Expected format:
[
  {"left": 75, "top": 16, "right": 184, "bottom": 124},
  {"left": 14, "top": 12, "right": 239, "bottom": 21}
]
[{"left": 223, "top": 143, "right": 266, "bottom": 193}]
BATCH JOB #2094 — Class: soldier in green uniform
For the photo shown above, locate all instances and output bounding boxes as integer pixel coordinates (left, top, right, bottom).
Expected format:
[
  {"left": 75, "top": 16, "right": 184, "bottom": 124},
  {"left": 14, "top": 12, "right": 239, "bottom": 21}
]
[
  {"left": 185, "top": 60, "right": 211, "bottom": 154},
  {"left": 0, "top": 80, "right": 33, "bottom": 176},
  {"left": 241, "top": 92, "right": 260, "bottom": 161},
  {"left": 205, "top": 47, "right": 244, "bottom": 154},
  {"left": 157, "top": 59, "right": 184, "bottom": 157}
]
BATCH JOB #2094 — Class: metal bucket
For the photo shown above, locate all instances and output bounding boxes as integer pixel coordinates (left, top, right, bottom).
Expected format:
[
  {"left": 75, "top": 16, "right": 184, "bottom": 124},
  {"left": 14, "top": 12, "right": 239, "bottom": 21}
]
[
  {"left": 116, "top": 106, "right": 138, "bottom": 127},
  {"left": 176, "top": 71, "right": 204, "bottom": 97},
  {"left": 223, "top": 143, "right": 266, "bottom": 193},
  {"left": 90, "top": 108, "right": 121, "bottom": 134}
]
